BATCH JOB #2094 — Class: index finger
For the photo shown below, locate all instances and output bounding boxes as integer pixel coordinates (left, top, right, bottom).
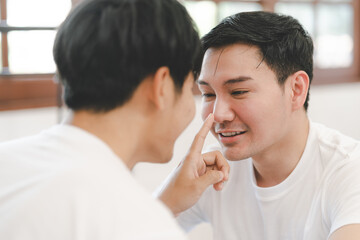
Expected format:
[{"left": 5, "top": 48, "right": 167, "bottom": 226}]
[{"left": 189, "top": 113, "right": 214, "bottom": 154}]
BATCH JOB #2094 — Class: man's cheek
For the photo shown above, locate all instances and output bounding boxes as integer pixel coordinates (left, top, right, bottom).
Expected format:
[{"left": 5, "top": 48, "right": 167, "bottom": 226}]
[{"left": 201, "top": 103, "right": 213, "bottom": 121}]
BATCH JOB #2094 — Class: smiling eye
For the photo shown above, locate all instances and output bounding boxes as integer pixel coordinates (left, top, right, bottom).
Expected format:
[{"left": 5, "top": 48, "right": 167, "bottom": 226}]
[
  {"left": 231, "top": 90, "right": 248, "bottom": 96},
  {"left": 202, "top": 93, "right": 216, "bottom": 98}
]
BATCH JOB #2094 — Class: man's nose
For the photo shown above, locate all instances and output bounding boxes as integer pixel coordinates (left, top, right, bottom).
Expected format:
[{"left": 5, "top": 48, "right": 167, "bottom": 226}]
[{"left": 212, "top": 98, "right": 235, "bottom": 123}]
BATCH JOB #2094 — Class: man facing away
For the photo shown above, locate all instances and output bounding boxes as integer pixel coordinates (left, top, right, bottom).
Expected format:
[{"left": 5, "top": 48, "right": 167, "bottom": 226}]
[
  {"left": 168, "top": 11, "right": 360, "bottom": 240},
  {"left": 0, "top": 0, "right": 229, "bottom": 239}
]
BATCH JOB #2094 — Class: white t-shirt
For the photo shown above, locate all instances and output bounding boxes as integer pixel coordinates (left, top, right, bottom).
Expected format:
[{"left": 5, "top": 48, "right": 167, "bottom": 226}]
[
  {"left": 0, "top": 124, "right": 187, "bottom": 240},
  {"left": 177, "top": 122, "right": 360, "bottom": 240}
]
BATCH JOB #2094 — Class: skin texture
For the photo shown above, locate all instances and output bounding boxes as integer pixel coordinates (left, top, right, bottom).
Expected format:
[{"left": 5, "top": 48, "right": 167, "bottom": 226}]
[{"left": 198, "top": 43, "right": 310, "bottom": 187}]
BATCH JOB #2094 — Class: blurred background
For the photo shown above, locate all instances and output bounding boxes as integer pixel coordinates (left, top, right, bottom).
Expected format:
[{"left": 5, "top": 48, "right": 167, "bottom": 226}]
[{"left": 0, "top": 0, "right": 359, "bottom": 239}]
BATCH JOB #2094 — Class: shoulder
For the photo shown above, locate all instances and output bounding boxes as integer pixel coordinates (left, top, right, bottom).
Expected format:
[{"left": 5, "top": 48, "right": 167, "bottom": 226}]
[
  {"left": 0, "top": 146, "right": 186, "bottom": 239},
  {"left": 311, "top": 122, "right": 360, "bottom": 193},
  {"left": 0, "top": 125, "right": 187, "bottom": 239},
  {"left": 310, "top": 122, "right": 360, "bottom": 165},
  {"left": 312, "top": 122, "right": 360, "bottom": 154},
  {"left": 0, "top": 125, "right": 81, "bottom": 160},
  {"left": 70, "top": 167, "right": 187, "bottom": 239}
]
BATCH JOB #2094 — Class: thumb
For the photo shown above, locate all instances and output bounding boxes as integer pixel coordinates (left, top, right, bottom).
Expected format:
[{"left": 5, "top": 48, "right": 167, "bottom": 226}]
[{"left": 197, "top": 170, "right": 224, "bottom": 193}]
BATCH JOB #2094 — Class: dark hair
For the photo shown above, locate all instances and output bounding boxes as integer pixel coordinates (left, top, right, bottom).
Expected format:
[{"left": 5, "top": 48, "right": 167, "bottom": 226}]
[
  {"left": 53, "top": 0, "right": 200, "bottom": 112},
  {"left": 200, "top": 11, "right": 313, "bottom": 110}
]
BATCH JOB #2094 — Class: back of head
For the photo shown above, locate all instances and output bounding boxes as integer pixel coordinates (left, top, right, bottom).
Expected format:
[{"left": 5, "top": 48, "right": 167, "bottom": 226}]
[
  {"left": 53, "top": 0, "right": 200, "bottom": 112},
  {"left": 200, "top": 11, "right": 313, "bottom": 110}
]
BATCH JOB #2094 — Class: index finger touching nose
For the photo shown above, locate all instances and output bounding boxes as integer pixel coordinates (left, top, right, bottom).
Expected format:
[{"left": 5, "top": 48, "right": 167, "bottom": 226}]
[{"left": 189, "top": 113, "right": 214, "bottom": 154}]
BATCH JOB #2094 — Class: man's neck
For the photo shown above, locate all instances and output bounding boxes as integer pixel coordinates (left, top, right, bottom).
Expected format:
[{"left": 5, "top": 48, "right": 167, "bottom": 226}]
[
  {"left": 66, "top": 107, "right": 146, "bottom": 170},
  {"left": 252, "top": 113, "right": 310, "bottom": 188}
]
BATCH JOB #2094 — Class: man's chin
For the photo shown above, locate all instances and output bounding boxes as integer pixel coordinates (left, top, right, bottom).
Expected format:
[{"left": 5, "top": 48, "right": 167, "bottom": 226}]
[
  {"left": 222, "top": 147, "right": 250, "bottom": 161},
  {"left": 159, "top": 152, "right": 173, "bottom": 164},
  {"left": 147, "top": 149, "right": 174, "bottom": 164}
]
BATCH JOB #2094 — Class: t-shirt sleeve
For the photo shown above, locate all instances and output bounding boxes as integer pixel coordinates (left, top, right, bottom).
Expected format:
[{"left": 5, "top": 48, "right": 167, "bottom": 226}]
[
  {"left": 176, "top": 199, "right": 209, "bottom": 232},
  {"left": 326, "top": 156, "right": 360, "bottom": 236}
]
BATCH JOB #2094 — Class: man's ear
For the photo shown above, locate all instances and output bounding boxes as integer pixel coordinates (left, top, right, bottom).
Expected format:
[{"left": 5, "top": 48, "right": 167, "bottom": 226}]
[
  {"left": 148, "top": 66, "right": 172, "bottom": 110},
  {"left": 289, "top": 70, "right": 309, "bottom": 111}
]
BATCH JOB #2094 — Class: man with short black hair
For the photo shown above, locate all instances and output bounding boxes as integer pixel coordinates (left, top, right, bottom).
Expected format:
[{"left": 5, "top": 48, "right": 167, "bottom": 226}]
[
  {"left": 174, "top": 11, "right": 360, "bottom": 240},
  {"left": 0, "top": 0, "right": 229, "bottom": 239}
]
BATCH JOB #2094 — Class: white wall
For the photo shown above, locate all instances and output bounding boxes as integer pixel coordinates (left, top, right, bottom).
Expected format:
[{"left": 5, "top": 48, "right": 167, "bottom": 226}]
[
  {"left": 0, "top": 82, "right": 359, "bottom": 239},
  {"left": 307, "top": 82, "right": 360, "bottom": 140}
]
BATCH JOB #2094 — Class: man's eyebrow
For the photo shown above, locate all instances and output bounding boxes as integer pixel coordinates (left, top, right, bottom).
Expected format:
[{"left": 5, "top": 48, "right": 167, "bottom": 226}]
[
  {"left": 196, "top": 80, "right": 209, "bottom": 86},
  {"left": 224, "top": 77, "right": 253, "bottom": 85},
  {"left": 196, "top": 76, "right": 253, "bottom": 86}
]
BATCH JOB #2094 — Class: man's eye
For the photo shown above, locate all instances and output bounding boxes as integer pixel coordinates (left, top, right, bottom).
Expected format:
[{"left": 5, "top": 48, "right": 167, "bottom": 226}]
[
  {"left": 232, "top": 90, "right": 248, "bottom": 96},
  {"left": 202, "top": 93, "right": 215, "bottom": 98}
]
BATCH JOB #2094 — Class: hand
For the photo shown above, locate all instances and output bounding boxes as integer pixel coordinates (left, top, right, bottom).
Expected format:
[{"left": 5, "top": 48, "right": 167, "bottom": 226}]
[{"left": 158, "top": 114, "right": 230, "bottom": 216}]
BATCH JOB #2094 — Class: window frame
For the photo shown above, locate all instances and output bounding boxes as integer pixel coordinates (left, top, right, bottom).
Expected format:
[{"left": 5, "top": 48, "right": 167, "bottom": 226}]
[
  {"left": 0, "top": 0, "right": 359, "bottom": 111},
  {"left": 188, "top": 0, "right": 360, "bottom": 86},
  {"left": 0, "top": 0, "right": 63, "bottom": 111}
]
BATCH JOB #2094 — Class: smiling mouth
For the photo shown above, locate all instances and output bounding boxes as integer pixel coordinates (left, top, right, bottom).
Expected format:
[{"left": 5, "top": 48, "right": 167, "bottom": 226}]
[{"left": 219, "top": 131, "right": 246, "bottom": 137}]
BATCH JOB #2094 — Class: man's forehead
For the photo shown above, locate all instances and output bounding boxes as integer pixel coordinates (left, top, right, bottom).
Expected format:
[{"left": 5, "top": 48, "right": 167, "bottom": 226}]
[
  {"left": 204, "top": 44, "right": 262, "bottom": 61},
  {"left": 200, "top": 44, "right": 264, "bottom": 80}
]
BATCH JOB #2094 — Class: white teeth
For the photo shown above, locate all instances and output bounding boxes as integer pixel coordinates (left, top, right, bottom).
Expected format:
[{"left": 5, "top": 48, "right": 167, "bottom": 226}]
[{"left": 221, "top": 131, "right": 243, "bottom": 137}]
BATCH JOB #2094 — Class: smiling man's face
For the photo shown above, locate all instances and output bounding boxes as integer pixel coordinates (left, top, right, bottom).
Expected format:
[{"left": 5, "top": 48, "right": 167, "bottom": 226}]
[{"left": 198, "top": 43, "right": 293, "bottom": 161}]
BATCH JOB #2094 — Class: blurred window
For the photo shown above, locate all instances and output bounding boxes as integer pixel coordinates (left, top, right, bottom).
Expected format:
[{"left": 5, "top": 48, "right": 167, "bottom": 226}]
[
  {"left": 1, "top": 0, "right": 71, "bottom": 74},
  {"left": 184, "top": 1, "right": 217, "bottom": 37},
  {"left": 275, "top": 1, "right": 354, "bottom": 71},
  {"left": 0, "top": 0, "right": 358, "bottom": 110},
  {"left": 0, "top": 0, "right": 71, "bottom": 110},
  {"left": 315, "top": 3, "right": 353, "bottom": 69},
  {"left": 185, "top": 0, "right": 359, "bottom": 85},
  {"left": 218, "top": 2, "right": 262, "bottom": 22}
]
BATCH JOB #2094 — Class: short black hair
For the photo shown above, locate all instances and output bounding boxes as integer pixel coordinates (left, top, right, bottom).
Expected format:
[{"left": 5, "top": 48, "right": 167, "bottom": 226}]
[
  {"left": 200, "top": 11, "right": 313, "bottom": 110},
  {"left": 53, "top": 0, "right": 201, "bottom": 112}
]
